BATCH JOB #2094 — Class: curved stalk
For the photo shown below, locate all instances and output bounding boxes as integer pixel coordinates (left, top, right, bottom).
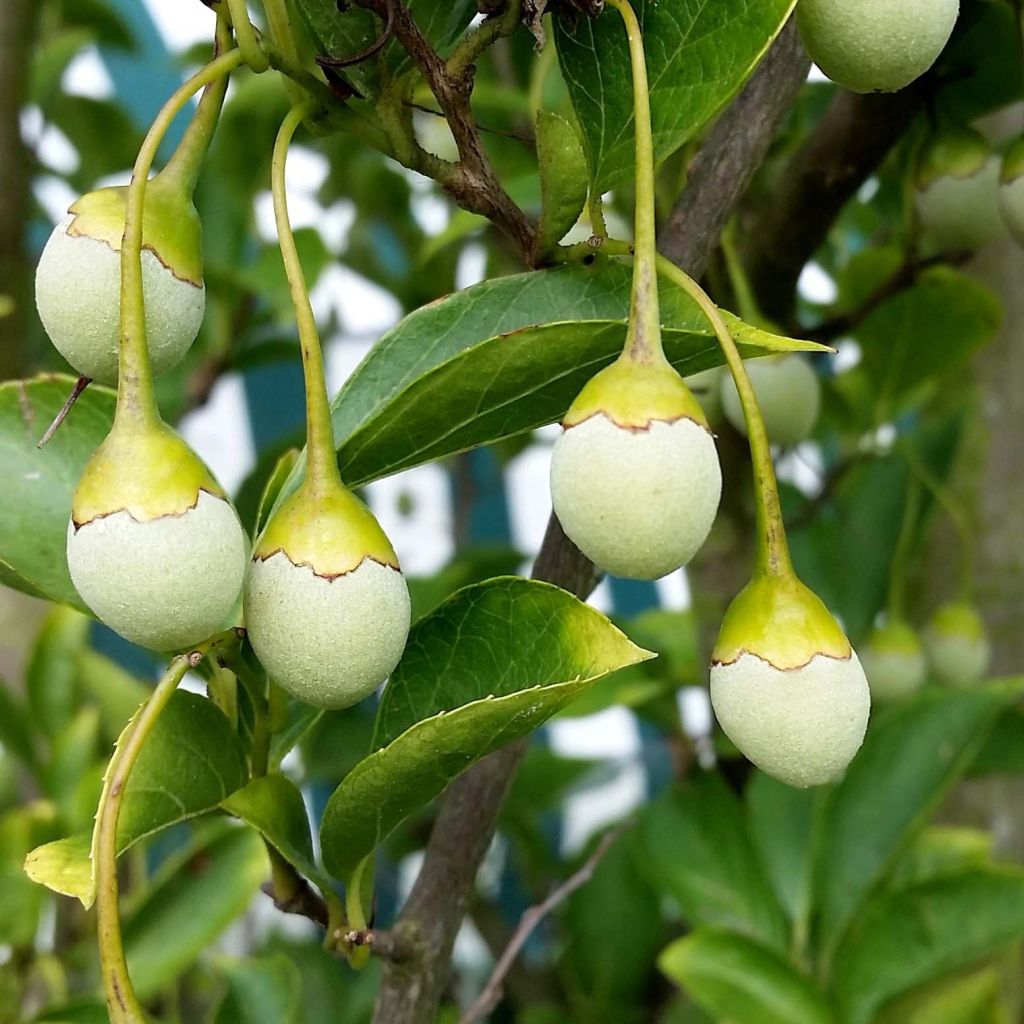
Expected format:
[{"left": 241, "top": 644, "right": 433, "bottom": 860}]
[
  {"left": 226, "top": 0, "right": 270, "bottom": 72},
  {"left": 262, "top": 0, "right": 301, "bottom": 64},
  {"left": 887, "top": 475, "right": 922, "bottom": 621},
  {"left": 271, "top": 100, "right": 343, "bottom": 496},
  {"left": 656, "top": 253, "right": 793, "bottom": 578},
  {"left": 605, "top": 0, "right": 662, "bottom": 363},
  {"left": 117, "top": 49, "right": 245, "bottom": 429},
  {"left": 159, "top": 15, "right": 235, "bottom": 195}
]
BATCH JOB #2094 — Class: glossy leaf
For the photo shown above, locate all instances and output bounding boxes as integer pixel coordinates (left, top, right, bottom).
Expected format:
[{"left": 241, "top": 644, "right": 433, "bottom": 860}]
[
  {"left": 320, "top": 577, "right": 652, "bottom": 881},
  {"left": 814, "top": 681, "right": 1024, "bottom": 958},
  {"left": 223, "top": 774, "right": 331, "bottom": 893},
  {"left": 123, "top": 825, "right": 268, "bottom": 999},
  {"left": 321, "top": 260, "right": 821, "bottom": 494},
  {"left": 0, "top": 376, "right": 115, "bottom": 608},
  {"left": 536, "top": 111, "right": 589, "bottom": 253},
  {"left": 659, "top": 928, "right": 833, "bottom": 1024},
  {"left": 856, "top": 267, "right": 1001, "bottom": 419},
  {"left": 833, "top": 869, "right": 1024, "bottom": 1024},
  {"left": 639, "top": 773, "right": 788, "bottom": 949},
  {"left": 212, "top": 955, "right": 302, "bottom": 1024},
  {"left": 555, "top": 0, "right": 797, "bottom": 191},
  {"left": 745, "top": 772, "right": 819, "bottom": 926},
  {"left": 25, "top": 691, "right": 247, "bottom": 906}
]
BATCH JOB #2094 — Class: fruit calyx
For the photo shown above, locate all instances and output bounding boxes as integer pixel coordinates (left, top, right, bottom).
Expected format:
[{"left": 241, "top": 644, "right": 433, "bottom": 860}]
[
  {"left": 71, "top": 419, "right": 223, "bottom": 527},
  {"left": 66, "top": 179, "right": 203, "bottom": 286},
  {"left": 916, "top": 127, "right": 990, "bottom": 190},
  {"left": 928, "top": 601, "right": 986, "bottom": 641},
  {"left": 562, "top": 355, "right": 709, "bottom": 432},
  {"left": 868, "top": 618, "right": 923, "bottom": 654},
  {"left": 253, "top": 483, "right": 399, "bottom": 579},
  {"left": 712, "top": 571, "right": 852, "bottom": 671}
]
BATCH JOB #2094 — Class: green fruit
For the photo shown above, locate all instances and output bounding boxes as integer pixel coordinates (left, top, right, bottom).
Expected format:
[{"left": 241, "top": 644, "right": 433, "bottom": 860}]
[
  {"left": 915, "top": 129, "right": 1005, "bottom": 251},
  {"left": 924, "top": 602, "right": 991, "bottom": 686},
  {"left": 999, "top": 137, "right": 1024, "bottom": 246},
  {"left": 710, "top": 573, "right": 870, "bottom": 788},
  {"left": 861, "top": 619, "right": 927, "bottom": 701},
  {"left": 720, "top": 354, "right": 821, "bottom": 448},
  {"left": 245, "top": 485, "right": 411, "bottom": 709},
  {"left": 35, "top": 184, "right": 205, "bottom": 386},
  {"left": 550, "top": 357, "right": 722, "bottom": 579},
  {"left": 796, "top": 0, "right": 959, "bottom": 94},
  {"left": 67, "top": 422, "right": 247, "bottom": 651}
]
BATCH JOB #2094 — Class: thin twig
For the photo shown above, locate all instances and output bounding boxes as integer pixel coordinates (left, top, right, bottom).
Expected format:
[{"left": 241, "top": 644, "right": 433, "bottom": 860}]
[
  {"left": 37, "top": 375, "right": 91, "bottom": 448},
  {"left": 457, "top": 825, "right": 628, "bottom": 1024}
]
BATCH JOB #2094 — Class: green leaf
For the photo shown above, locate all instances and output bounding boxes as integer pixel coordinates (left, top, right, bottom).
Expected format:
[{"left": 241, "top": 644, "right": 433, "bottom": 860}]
[
  {"left": 25, "top": 692, "right": 247, "bottom": 906},
  {"left": 75, "top": 649, "right": 150, "bottom": 742},
  {"left": 255, "top": 448, "right": 301, "bottom": 537},
  {"left": 0, "top": 376, "right": 116, "bottom": 608},
  {"left": 814, "top": 682, "right": 1024, "bottom": 959},
  {"left": 320, "top": 577, "right": 651, "bottom": 882},
  {"left": 659, "top": 928, "right": 833, "bottom": 1024},
  {"left": 536, "top": 111, "right": 589, "bottom": 253},
  {"left": 223, "top": 774, "right": 332, "bottom": 893},
  {"left": 555, "top": 0, "right": 797, "bottom": 191},
  {"left": 316, "top": 260, "right": 821, "bottom": 494},
  {"left": 745, "top": 772, "right": 820, "bottom": 927},
  {"left": 212, "top": 955, "right": 302, "bottom": 1024},
  {"left": 855, "top": 267, "right": 1001, "bottom": 419},
  {"left": 43, "top": 707, "right": 100, "bottom": 826},
  {"left": 874, "top": 965, "right": 1006, "bottom": 1024},
  {"left": 638, "top": 773, "right": 788, "bottom": 949},
  {"left": 891, "top": 827, "right": 994, "bottom": 890},
  {"left": 0, "top": 681, "right": 38, "bottom": 769},
  {"left": 832, "top": 869, "right": 1024, "bottom": 1024},
  {"left": 123, "top": 825, "right": 268, "bottom": 999},
  {"left": 968, "top": 707, "right": 1024, "bottom": 778},
  {"left": 27, "top": 607, "right": 90, "bottom": 739}
]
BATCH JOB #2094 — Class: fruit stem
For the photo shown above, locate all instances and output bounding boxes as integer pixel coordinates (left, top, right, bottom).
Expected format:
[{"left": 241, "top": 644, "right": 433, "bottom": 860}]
[
  {"left": 262, "top": 0, "right": 301, "bottom": 64},
  {"left": 96, "top": 633, "right": 238, "bottom": 1024},
  {"left": 887, "top": 474, "right": 922, "bottom": 621},
  {"left": 271, "top": 100, "right": 344, "bottom": 496},
  {"left": 656, "top": 253, "right": 794, "bottom": 579},
  {"left": 899, "top": 441, "right": 976, "bottom": 600},
  {"left": 158, "top": 14, "right": 234, "bottom": 196},
  {"left": 604, "top": 0, "right": 663, "bottom": 365},
  {"left": 225, "top": 0, "right": 270, "bottom": 73},
  {"left": 117, "top": 48, "right": 245, "bottom": 431}
]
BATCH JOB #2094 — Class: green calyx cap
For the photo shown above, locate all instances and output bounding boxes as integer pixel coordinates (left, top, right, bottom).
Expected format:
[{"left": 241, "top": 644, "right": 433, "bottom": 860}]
[
  {"left": 868, "top": 619, "right": 923, "bottom": 656},
  {"left": 254, "top": 483, "right": 400, "bottom": 577},
  {"left": 916, "top": 128, "right": 990, "bottom": 191},
  {"left": 713, "top": 572, "right": 852, "bottom": 670},
  {"left": 1001, "top": 137, "right": 1024, "bottom": 185},
  {"left": 67, "top": 179, "right": 203, "bottom": 286},
  {"left": 72, "top": 419, "right": 223, "bottom": 525},
  {"left": 563, "top": 355, "right": 709, "bottom": 430},
  {"left": 929, "top": 602, "right": 986, "bottom": 642}
]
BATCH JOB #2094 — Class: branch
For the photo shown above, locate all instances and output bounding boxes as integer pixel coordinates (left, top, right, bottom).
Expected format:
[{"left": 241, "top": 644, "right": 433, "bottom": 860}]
[
  {"left": 371, "top": 20, "right": 811, "bottom": 1024},
  {"left": 355, "top": 0, "right": 536, "bottom": 258},
  {"left": 458, "top": 825, "right": 626, "bottom": 1024},
  {"left": 744, "top": 81, "right": 928, "bottom": 323},
  {"left": 659, "top": 17, "right": 810, "bottom": 280}
]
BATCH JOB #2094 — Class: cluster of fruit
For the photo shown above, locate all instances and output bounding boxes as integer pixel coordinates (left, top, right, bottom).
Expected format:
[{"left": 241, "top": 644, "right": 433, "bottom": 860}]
[
  {"left": 28, "top": 0, "right": 996, "bottom": 792},
  {"left": 862, "top": 604, "right": 992, "bottom": 702}
]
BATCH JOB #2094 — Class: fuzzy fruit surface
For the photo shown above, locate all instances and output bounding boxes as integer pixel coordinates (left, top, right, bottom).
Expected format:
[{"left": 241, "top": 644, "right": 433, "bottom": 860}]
[
  {"left": 720, "top": 354, "right": 820, "bottom": 448},
  {"left": 711, "top": 573, "right": 868, "bottom": 787},
  {"left": 711, "top": 652, "right": 870, "bottom": 788},
  {"left": 861, "top": 620, "right": 927, "bottom": 701},
  {"left": 551, "top": 414, "right": 721, "bottom": 579},
  {"left": 67, "top": 491, "right": 247, "bottom": 651},
  {"left": 916, "top": 155, "right": 1005, "bottom": 252},
  {"left": 796, "top": 0, "right": 958, "bottom": 94},
  {"left": 720, "top": 354, "right": 823, "bottom": 446},
  {"left": 34, "top": 187, "right": 204, "bottom": 385},
  {"left": 924, "top": 603, "right": 991, "bottom": 686},
  {"left": 245, "top": 553, "right": 411, "bottom": 709}
]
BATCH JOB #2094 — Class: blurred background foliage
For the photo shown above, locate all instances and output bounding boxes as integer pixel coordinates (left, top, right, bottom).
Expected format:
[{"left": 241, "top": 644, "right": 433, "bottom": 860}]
[{"left": 1, "top": 0, "right": 1024, "bottom": 1021}]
